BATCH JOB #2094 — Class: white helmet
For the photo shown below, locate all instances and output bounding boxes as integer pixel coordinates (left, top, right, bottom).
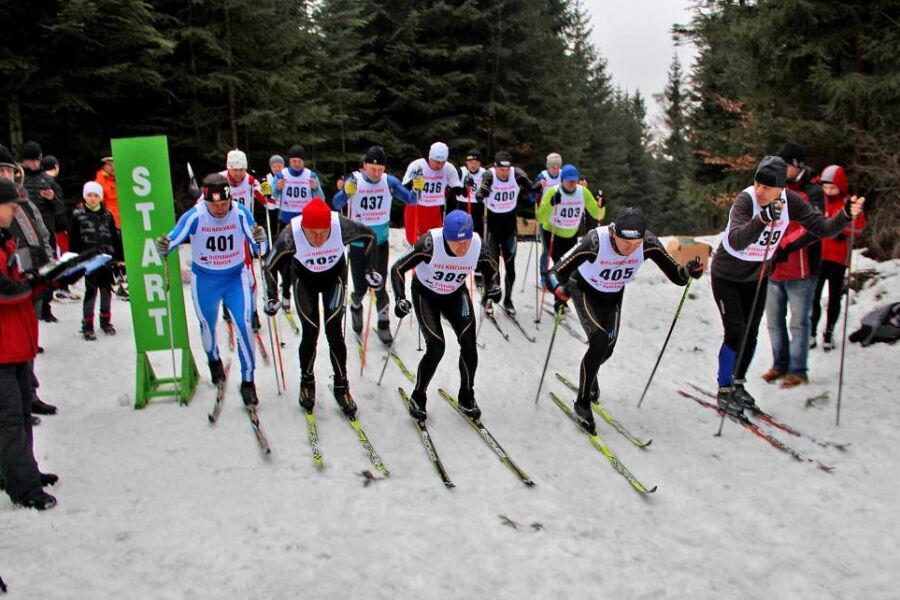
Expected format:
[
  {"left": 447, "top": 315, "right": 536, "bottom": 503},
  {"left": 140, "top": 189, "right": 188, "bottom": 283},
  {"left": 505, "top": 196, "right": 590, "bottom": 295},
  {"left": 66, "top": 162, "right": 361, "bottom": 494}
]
[{"left": 226, "top": 149, "right": 248, "bottom": 170}]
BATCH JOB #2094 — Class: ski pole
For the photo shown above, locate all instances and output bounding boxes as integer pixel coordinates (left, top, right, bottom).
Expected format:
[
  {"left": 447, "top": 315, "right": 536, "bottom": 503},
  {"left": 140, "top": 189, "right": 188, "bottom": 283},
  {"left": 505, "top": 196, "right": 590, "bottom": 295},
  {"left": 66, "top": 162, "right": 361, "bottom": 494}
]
[
  {"left": 377, "top": 317, "right": 407, "bottom": 386},
  {"left": 637, "top": 277, "right": 693, "bottom": 408},
  {"left": 359, "top": 289, "right": 375, "bottom": 376},
  {"left": 534, "top": 306, "right": 564, "bottom": 405},
  {"left": 162, "top": 256, "right": 182, "bottom": 403},
  {"left": 521, "top": 230, "right": 535, "bottom": 293},
  {"left": 836, "top": 223, "right": 857, "bottom": 427},
  {"left": 272, "top": 309, "right": 287, "bottom": 390},
  {"left": 536, "top": 222, "right": 557, "bottom": 324},
  {"left": 716, "top": 217, "right": 778, "bottom": 436}
]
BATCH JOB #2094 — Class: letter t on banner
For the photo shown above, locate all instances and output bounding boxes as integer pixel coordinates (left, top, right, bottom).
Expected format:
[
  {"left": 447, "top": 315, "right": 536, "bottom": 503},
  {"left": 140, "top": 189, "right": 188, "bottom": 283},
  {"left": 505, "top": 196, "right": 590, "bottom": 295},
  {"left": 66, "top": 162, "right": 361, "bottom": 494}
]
[{"left": 112, "top": 136, "right": 199, "bottom": 409}]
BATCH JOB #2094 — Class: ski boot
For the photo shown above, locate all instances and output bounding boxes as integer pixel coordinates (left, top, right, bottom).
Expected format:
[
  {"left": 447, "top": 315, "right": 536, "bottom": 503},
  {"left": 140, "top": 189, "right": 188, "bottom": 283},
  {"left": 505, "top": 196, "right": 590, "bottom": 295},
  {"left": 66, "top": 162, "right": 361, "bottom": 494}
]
[
  {"left": 822, "top": 330, "right": 835, "bottom": 352},
  {"left": 716, "top": 386, "right": 743, "bottom": 417},
  {"left": 208, "top": 359, "right": 226, "bottom": 385},
  {"left": 299, "top": 375, "right": 316, "bottom": 412},
  {"left": 115, "top": 283, "right": 130, "bottom": 301},
  {"left": 17, "top": 489, "right": 57, "bottom": 511},
  {"left": 81, "top": 319, "right": 96, "bottom": 341},
  {"left": 732, "top": 379, "right": 758, "bottom": 412},
  {"left": 457, "top": 387, "right": 481, "bottom": 421},
  {"left": 251, "top": 310, "right": 262, "bottom": 333},
  {"left": 100, "top": 312, "right": 116, "bottom": 335},
  {"left": 502, "top": 297, "right": 516, "bottom": 317},
  {"left": 240, "top": 381, "right": 259, "bottom": 406},
  {"left": 376, "top": 320, "right": 393, "bottom": 345},
  {"left": 588, "top": 380, "right": 600, "bottom": 405},
  {"left": 350, "top": 301, "right": 363, "bottom": 336},
  {"left": 574, "top": 400, "right": 596, "bottom": 434},
  {"left": 332, "top": 377, "right": 357, "bottom": 418},
  {"left": 408, "top": 389, "right": 427, "bottom": 421},
  {"left": 31, "top": 397, "right": 57, "bottom": 416}
]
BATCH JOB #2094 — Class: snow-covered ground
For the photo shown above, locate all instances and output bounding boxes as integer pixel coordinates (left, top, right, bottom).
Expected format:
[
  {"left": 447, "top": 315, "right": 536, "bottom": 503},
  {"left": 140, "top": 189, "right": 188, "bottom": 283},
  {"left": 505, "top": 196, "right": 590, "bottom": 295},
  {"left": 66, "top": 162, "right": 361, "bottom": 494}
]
[{"left": 2, "top": 231, "right": 898, "bottom": 599}]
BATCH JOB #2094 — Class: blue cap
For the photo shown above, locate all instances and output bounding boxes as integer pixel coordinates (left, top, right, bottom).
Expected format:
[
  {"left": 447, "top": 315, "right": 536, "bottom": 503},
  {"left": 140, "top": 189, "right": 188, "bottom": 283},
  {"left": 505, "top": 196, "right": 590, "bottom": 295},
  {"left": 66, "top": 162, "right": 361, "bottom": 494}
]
[
  {"left": 560, "top": 164, "right": 580, "bottom": 182},
  {"left": 443, "top": 210, "right": 474, "bottom": 241}
]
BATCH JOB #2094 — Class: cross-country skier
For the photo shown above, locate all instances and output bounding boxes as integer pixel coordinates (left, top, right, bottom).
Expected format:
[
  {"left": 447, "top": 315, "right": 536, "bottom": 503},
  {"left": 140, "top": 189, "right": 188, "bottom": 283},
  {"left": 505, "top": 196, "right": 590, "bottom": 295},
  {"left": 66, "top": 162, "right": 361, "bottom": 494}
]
[
  {"left": 536, "top": 164, "right": 603, "bottom": 304},
  {"left": 546, "top": 207, "right": 703, "bottom": 433},
  {"left": 401, "top": 142, "right": 463, "bottom": 245},
  {"left": 262, "top": 198, "right": 380, "bottom": 417},
  {"left": 455, "top": 148, "right": 487, "bottom": 238},
  {"left": 389, "top": 210, "right": 500, "bottom": 421},
  {"left": 332, "top": 146, "right": 416, "bottom": 343},
  {"left": 708, "top": 155, "right": 863, "bottom": 415},
  {"left": 155, "top": 173, "right": 267, "bottom": 406},
  {"left": 272, "top": 145, "right": 326, "bottom": 312},
  {"left": 473, "top": 150, "right": 533, "bottom": 315}
]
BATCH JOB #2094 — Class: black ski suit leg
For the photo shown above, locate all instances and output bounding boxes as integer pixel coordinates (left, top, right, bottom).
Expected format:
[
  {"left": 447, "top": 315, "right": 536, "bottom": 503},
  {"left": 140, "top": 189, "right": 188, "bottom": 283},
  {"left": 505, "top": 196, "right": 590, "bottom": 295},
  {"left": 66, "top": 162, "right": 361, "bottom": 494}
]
[
  {"left": 374, "top": 240, "right": 391, "bottom": 321},
  {"left": 411, "top": 281, "right": 446, "bottom": 394},
  {"left": 445, "top": 287, "right": 478, "bottom": 391},
  {"left": 294, "top": 275, "right": 322, "bottom": 379},
  {"left": 501, "top": 232, "right": 517, "bottom": 300},
  {"left": 571, "top": 287, "right": 621, "bottom": 406},
  {"left": 322, "top": 270, "right": 349, "bottom": 382}
]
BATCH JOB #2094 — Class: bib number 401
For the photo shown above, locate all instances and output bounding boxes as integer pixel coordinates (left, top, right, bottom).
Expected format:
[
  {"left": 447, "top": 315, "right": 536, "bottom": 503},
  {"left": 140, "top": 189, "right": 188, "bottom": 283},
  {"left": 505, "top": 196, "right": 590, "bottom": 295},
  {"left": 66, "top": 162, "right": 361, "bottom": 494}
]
[{"left": 206, "top": 235, "right": 234, "bottom": 253}]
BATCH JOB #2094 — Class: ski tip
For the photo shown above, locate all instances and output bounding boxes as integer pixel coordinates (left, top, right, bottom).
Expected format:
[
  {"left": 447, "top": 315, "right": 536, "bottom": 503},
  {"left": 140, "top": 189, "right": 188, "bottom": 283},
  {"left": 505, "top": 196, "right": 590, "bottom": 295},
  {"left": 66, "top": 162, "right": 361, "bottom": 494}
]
[
  {"left": 644, "top": 485, "right": 658, "bottom": 494},
  {"left": 443, "top": 481, "right": 456, "bottom": 489}
]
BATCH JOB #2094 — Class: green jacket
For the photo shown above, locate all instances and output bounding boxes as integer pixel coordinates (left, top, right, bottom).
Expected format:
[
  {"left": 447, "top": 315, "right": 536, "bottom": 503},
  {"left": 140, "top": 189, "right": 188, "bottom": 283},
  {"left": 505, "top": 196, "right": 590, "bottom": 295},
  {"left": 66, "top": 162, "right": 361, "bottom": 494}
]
[{"left": 536, "top": 185, "right": 604, "bottom": 238}]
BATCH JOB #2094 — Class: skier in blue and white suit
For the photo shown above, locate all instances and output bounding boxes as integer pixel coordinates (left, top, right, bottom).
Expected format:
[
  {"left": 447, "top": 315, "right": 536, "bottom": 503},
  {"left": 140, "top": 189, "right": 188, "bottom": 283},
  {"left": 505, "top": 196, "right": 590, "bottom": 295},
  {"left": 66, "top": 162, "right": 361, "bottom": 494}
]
[{"left": 156, "top": 173, "right": 268, "bottom": 406}]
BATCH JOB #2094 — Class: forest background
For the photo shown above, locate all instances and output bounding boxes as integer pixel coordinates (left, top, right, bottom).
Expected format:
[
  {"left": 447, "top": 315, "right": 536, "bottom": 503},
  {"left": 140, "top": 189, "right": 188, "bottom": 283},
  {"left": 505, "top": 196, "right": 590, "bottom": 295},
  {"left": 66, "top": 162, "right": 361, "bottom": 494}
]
[{"left": 2, "top": 0, "right": 896, "bottom": 258}]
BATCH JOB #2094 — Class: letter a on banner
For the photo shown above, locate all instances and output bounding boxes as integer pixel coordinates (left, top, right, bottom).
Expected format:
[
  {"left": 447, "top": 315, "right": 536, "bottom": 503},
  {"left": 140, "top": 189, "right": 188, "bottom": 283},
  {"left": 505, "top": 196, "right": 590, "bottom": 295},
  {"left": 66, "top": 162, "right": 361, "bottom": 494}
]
[{"left": 112, "top": 136, "right": 199, "bottom": 408}]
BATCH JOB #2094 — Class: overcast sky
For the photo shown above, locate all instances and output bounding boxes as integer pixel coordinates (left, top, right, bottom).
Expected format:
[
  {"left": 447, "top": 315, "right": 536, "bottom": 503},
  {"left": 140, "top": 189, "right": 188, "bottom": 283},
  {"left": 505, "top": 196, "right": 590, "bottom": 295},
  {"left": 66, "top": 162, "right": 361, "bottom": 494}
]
[{"left": 584, "top": 0, "right": 698, "bottom": 126}]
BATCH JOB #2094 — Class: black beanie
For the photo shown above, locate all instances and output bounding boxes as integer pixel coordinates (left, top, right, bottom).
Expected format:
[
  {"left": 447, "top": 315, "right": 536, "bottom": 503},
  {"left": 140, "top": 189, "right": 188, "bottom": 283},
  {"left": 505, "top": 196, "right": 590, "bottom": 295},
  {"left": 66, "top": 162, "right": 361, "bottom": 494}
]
[
  {"left": 0, "top": 179, "right": 20, "bottom": 204},
  {"left": 364, "top": 145, "right": 386, "bottom": 165},
  {"left": 777, "top": 142, "right": 805, "bottom": 167},
  {"left": 755, "top": 155, "right": 787, "bottom": 188},
  {"left": 611, "top": 207, "right": 647, "bottom": 240},
  {"left": 466, "top": 148, "right": 482, "bottom": 161},
  {"left": 288, "top": 145, "right": 305, "bottom": 160},
  {"left": 0, "top": 145, "right": 16, "bottom": 169},
  {"left": 41, "top": 155, "right": 59, "bottom": 171},
  {"left": 494, "top": 151, "right": 512, "bottom": 167},
  {"left": 21, "top": 141, "right": 42, "bottom": 161}
]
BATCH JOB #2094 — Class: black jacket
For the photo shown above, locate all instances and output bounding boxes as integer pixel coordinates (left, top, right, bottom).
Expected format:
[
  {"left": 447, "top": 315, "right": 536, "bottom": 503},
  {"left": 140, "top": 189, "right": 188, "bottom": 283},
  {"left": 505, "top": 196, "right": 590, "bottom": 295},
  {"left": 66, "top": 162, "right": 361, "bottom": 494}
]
[
  {"left": 23, "top": 167, "right": 66, "bottom": 235},
  {"left": 68, "top": 205, "right": 122, "bottom": 260}
]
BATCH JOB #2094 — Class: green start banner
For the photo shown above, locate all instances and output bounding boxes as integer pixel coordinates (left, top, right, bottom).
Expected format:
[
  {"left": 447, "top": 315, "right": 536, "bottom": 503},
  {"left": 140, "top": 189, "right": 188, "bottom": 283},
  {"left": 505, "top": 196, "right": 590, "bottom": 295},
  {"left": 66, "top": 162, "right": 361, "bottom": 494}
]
[{"left": 111, "top": 135, "right": 198, "bottom": 408}]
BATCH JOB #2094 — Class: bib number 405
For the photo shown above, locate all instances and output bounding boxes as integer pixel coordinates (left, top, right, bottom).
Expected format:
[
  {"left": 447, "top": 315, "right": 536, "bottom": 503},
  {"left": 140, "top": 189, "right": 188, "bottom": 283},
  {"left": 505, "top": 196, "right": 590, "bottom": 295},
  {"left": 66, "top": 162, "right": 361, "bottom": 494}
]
[{"left": 596, "top": 267, "right": 634, "bottom": 282}]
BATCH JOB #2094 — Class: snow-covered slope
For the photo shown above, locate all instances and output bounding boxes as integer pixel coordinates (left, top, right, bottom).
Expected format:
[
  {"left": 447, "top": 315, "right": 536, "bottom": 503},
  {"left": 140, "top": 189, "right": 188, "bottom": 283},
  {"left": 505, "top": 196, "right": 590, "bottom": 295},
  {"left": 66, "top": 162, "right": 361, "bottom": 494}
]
[{"left": 2, "top": 232, "right": 898, "bottom": 599}]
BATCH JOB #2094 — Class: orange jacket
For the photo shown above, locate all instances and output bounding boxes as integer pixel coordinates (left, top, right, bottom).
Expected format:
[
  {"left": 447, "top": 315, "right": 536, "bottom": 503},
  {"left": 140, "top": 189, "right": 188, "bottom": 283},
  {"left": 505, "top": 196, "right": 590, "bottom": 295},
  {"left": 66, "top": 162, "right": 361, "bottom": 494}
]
[{"left": 95, "top": 168, "right": 120, "bottom": 229}]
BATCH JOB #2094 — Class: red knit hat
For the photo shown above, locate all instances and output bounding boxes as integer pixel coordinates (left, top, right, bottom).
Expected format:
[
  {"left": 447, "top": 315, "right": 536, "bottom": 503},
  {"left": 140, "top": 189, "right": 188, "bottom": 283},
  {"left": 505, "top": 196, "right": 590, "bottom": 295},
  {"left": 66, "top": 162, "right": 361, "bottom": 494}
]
[
  {"left": 301, "top": 198, "right": 332, "bottom": 229},
  {"left": 820, "top": 165, "right": 848, "bottom": 196}
]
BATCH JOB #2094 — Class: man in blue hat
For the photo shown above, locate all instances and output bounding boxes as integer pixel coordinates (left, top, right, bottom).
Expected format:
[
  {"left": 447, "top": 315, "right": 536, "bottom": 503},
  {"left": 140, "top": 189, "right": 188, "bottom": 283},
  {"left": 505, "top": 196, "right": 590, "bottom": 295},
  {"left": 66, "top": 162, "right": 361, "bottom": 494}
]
[{"left": 390, "top": 210, "right": 500, "bottom": 421}]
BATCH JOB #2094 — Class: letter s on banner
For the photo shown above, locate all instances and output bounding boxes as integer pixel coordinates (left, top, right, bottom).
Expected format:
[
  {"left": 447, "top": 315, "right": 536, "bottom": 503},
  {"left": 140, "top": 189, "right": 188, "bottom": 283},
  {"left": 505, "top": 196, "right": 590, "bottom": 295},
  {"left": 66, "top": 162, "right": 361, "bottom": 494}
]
[{"left": 133, "top": 166, "right": 152, "bottom": 197}]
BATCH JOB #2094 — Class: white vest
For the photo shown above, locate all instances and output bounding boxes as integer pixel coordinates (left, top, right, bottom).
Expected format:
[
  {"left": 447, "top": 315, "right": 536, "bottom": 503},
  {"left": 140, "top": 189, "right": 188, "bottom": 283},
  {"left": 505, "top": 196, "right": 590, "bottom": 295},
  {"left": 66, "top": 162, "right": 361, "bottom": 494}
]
[
  {"left": 348, "top": 172, "right": 391, "bottom": 226},
  {"left": 291, "top": 212, "right": 344, "bottom": 273},
  {"left": 219, "top": 171, "right": 254, "bottom": 209},
  {"left": 721, "top": 186, "right": 790, "bottom": 261},
  {"left": 577, "top": 226, "right": 645, "bottom": 293},
  {"left": 190, "top": 202, "right": 245, "bottom": 271},
  {"left": 485, "top": 168, "right": 520, "bottom": 214},
  {"left": 417, "top": 163, "right": 449, "bottom": 208},
  {"left": 280, "top": 167, "right": 314, "bottom": 214},
  {"left": 550, "top": 185, "right": 585, "bottom": 229},
  {"left": 540, "top": 169, "right": 561, "bottom": 189},
  {"left": 460, "top": 167, "right": 486, "bottom": 202},
  {"left": 415, "top": 228, "right": 482, "bottom": 295}
]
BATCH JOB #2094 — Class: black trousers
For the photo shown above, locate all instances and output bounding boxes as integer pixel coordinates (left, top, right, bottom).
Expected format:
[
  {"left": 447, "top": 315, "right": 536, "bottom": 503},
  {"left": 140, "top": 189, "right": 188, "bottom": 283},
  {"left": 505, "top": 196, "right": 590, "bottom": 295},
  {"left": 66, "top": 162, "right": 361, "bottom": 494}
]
[
  {"left": 571, "top": 286, "right": 621, "bottom": 406},
  {"left": 711, "top": 275, "right": 768, "bottom": 386},
  {"left": 0, "top": 363, "right": 42, "bottom": 502},
  {"left": 811, "top": 260, "right": 847, "bottom": 336},
  {"left": 486, "top": 211, "right": 518, "bottom": 300},
  {"left": 294, "top": 266, "right": 348, "bottom": 383},
  {"left": 83, "top": 268, "right": 113, "bottom": 323},
  {"left": 411, "top": 279, "right": 478, "bottom": 396},
  {"left": 349, "top": 240, "right": 390, "bottom": 324}
]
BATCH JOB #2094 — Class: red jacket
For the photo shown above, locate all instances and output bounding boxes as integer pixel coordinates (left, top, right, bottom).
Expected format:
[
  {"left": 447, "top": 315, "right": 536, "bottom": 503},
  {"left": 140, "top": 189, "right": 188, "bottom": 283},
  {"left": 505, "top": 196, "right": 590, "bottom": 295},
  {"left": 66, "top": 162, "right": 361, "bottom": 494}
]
[
  {"left": 821, "top": 194, "right": 865, "bottom": 264},
  {"left": 0, "top": 230, "right": 40, "bottom": 364},
  {"left": 771, "top": 180, "right": 823, "bottom": 281}
]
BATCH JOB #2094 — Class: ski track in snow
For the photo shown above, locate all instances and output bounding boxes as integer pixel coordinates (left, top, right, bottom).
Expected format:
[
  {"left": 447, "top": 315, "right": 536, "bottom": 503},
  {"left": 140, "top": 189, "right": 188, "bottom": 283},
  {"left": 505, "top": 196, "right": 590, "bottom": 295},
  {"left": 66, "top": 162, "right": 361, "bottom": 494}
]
[{"left": 2, "top": 233, "right": 898, "bottom": 599}]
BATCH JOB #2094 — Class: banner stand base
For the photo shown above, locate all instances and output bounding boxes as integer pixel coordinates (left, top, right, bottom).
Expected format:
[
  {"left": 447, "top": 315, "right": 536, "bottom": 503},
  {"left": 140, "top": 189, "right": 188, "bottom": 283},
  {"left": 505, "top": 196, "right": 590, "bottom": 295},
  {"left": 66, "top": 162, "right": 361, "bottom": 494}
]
[{"left": 134, "top": 350, "right": 199, "bottom": 409}]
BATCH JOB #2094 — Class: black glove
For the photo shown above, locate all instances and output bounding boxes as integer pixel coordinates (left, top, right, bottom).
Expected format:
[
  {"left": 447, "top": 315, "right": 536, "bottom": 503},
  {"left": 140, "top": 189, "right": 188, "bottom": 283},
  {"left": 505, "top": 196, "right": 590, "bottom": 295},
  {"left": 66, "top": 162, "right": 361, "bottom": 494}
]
[
  {"left": 759, "top": 201, "right": 782, "bottom": 224},
  {"left": 549, "top": 189, "right": 562, "bottom": 206},
  {"left": 463, "top": 175, "right": 474, "bottom": 189},
  {"left": 365, "top": 270, "right": 384, "bottom": 289},
  {"left": 394, "top": 297, "right": 411, "bottom": 319},
  {"left": 263, "top": 298, "right": 281, "bottom": 316},
  {"left": 771, "top": 247, "right": 789, "bottom": 265},
  {"left": 483, "top": 284, "right": 502, "bottom": 305},
  {"left": 681, "top": 258, "right": 704, "bottom": 279}
]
